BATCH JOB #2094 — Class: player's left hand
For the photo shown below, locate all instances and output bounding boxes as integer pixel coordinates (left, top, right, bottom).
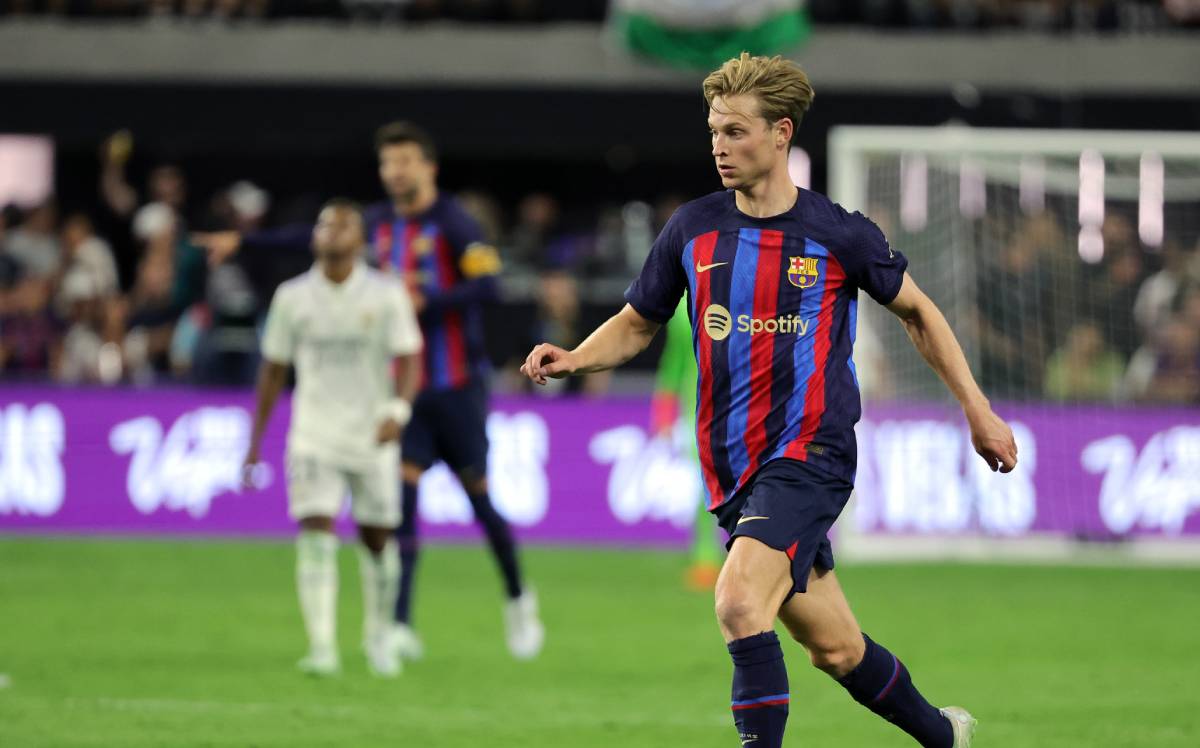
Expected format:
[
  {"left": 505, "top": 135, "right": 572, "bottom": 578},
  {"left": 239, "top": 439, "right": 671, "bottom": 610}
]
[
  {"left": 966, "top": 404, "right": 1018, "bottom": 473},
  {"left": 376, "top": 418, "right": 404, "bottom": 444}
]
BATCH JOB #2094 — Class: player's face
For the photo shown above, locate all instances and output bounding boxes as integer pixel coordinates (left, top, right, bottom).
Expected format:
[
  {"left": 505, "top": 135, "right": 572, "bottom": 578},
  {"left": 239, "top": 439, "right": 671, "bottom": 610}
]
[
  {"left": 379, "top": 143, "right": 437, "bottom": 203},
  {"left": 312, "top": 207, "right": 364, "bottom": 263},
  {"left": 709, "top": 95, "right": 783, "bottom": 191}
]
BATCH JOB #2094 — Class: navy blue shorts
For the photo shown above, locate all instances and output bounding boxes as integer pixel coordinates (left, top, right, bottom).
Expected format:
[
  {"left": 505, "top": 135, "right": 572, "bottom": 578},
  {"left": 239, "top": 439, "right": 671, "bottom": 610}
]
[
  {"left": 402, "top": 380, "right": 489, "bottom": 480},
  {"left": 713, "top": 458, "right": 853, "bottom": 596}
]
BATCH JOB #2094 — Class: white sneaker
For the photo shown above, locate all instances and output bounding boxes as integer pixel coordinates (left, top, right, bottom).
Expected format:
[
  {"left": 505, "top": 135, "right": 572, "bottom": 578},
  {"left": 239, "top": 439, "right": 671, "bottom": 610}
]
[
  {"left": 504, "top": 588, "right": 545, "bottom": 661},
  {"left": 390, "top": 623, "right": 425, "bottom": 662},
  {"left": 940, "top": 706, "right": 977, "bottom": 748},
  {"left": 296, "top": 648, "right": 340, "bottom": 677},
  {"left": 365, "top": 633, "right": 401, "bottom": 678}
]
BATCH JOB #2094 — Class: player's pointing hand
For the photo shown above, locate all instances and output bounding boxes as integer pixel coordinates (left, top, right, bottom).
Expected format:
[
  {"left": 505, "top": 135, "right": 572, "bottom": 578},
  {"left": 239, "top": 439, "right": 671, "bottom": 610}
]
[
  {"left": 966, "top": 404, "right": 1018, "bottom": 473},
  {"left": 520, "top": 343, "right": 577, "bottom": 386}
]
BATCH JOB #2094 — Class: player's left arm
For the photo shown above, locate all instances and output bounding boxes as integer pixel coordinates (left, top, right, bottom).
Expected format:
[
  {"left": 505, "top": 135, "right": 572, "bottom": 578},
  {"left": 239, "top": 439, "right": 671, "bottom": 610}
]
[
  {"left": 886, "top": 273, "right": 1018, "bottom": 473},
  {"left": 415, "top": 211, "right": 501, "bottom": 312}
]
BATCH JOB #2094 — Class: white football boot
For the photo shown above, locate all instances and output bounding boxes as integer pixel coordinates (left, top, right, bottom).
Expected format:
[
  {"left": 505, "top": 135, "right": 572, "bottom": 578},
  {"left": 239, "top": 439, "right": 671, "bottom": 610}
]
[
  {"left": 940, "top": 706, "right": 977, "bottom": 747},
  {"left": 365, "top": 632, "right": 402, "bottom": 678},
  {"left": 296, "top": 648, "right": 341, "bottom": 677},
  {"left": 504, "top": 588, "right": 545, "bottom": 660},
  {"left": 390, "top": 623, "right": 425, "bottom": 662}
]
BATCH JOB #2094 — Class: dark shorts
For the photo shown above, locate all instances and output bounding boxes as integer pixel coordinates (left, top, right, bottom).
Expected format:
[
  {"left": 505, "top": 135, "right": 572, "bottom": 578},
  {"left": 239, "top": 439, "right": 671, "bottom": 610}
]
[
  {"left": 713, "top": 458, "right": 853, "bottom": 596},
  {"left": 402, "top": 380, "right": 489, "bottom": 480}
]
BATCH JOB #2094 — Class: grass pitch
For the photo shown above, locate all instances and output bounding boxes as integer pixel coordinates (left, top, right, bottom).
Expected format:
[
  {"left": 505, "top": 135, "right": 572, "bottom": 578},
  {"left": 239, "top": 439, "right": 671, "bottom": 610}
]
[{"left": 1, "top": 538, "right": 1198, "bottom": 747}]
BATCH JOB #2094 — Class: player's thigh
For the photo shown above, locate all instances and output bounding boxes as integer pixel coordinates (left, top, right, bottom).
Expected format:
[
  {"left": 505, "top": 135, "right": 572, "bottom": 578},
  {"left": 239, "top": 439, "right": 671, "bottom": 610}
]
[
  {"left": 435, "top": 383, "right": 490, "bottom": 485},
  {"left": 714, "top": 536, "right": 794, "bottom": 635},
  {"left": 401, "top": 393, "right": 438, "bottom": 474},
  {"left": 346, "top": 447, "right": 401, "bottom": 530},
  {"left": 286, "top": 453, "right": 348, "bottom": 523},
  {"left": 777, "top": 567, "right": 863, "bottom": 656}
]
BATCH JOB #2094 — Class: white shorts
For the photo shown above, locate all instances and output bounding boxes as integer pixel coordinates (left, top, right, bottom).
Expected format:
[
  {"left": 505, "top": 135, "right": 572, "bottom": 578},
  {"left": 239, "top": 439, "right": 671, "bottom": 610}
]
[{"left": 285, "top": 448, "right": 400, "bottom": 528}]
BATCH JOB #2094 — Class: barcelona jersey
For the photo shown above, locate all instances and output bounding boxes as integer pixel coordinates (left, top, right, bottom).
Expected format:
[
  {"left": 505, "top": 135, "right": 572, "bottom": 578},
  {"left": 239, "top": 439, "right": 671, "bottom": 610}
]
[
  {"left": 364, "top": 195, "right": 500, "bottom": 391},
  {"left": 625, "top": 189, "right": 907, "bottom": 509}
]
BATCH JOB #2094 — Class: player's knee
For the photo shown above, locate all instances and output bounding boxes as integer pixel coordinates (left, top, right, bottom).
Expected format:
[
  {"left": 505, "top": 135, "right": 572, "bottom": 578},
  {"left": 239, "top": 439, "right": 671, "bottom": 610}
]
[
  {"left": 358, "top": 526, "right": 391, "bottom": 555},
  {"left": 459, "top": 471, "right": 487, "bottom": 496},
  {"left": 714, "top": 587, "right": 766, "bottom": 637},
  {"left": 806, "top": 636, "right": 865, "bottom": 678},
  {"left": 298, "top": 516, "right": 334, "bottom": 533}
]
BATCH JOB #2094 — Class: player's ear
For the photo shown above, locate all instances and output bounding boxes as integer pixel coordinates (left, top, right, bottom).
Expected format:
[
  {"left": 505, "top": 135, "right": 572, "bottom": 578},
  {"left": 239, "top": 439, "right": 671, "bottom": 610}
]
[{"left": 775, "top": 118, "right": 793, "bottom": 150}]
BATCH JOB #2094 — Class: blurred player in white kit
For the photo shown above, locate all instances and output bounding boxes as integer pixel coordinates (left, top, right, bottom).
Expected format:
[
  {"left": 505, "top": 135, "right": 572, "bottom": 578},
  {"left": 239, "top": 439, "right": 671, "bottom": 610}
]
[{"left": 243, "top": 198, "right": 422, "bottom": 677}]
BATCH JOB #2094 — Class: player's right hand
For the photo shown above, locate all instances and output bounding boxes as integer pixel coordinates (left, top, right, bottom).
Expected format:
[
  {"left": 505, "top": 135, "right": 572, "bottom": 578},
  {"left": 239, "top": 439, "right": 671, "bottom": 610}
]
[
  {"left": 241, "top": 450, "right": 260, "bottom": 490},
  {"left": 191, "top": 231, "right": 243, "bottom": 267},
  {"left": 520, "top": 343, "right": 577, "bottom": 385}
]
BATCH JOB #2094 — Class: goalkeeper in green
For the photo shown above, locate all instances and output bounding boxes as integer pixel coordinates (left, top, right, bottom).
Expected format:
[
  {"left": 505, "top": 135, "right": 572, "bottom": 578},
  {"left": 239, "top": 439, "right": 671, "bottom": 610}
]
[{"left": 652, "top": 298, "right": 724, "bottom": 589}]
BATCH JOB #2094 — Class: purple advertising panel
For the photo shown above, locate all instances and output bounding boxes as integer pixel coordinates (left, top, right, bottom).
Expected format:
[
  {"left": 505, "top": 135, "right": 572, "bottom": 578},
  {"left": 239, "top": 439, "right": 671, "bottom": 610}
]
[
  {"left": 0, "top": 387, "right": 1197, "bottom": 543},
  {"left": 854, "top": 402, "right": 1200, "bottom": 540},
  {"left": 0, "top": 387, "right": 700, "bottom": 546}
]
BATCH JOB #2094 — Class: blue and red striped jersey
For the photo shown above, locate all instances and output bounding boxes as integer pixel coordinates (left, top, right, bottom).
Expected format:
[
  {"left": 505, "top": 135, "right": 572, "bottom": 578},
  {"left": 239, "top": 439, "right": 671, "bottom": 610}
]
[
  {"left": 625, "top": 189, "right": 907, "bottom": 509},
  {"left": 364, "top": 195, "right": 500, "bottom": 391}
]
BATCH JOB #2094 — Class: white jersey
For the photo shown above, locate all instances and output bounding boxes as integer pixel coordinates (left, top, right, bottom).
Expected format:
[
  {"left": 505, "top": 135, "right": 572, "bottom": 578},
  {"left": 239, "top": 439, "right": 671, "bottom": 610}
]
[{"left": 262, "top": 263, "right": 422, "bottom": 469}]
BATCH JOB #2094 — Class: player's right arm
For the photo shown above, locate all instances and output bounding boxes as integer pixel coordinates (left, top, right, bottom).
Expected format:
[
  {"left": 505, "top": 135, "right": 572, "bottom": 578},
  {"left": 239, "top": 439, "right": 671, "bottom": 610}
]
[
  {"left": 522, "top": 210, "right": 687, "bottom": 386},
  {"left": 244, "top": 286, "right": 297, "bottom": 486},
  {"left": 522, "top": 304, "right": 660, "bottom": 385}
]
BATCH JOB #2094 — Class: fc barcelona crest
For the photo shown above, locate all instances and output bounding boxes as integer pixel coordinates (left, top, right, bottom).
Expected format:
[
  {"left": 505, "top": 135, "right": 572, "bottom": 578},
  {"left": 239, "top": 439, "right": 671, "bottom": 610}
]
[{"left": 787, "top": 256, "right": 820, "bottom": 289}]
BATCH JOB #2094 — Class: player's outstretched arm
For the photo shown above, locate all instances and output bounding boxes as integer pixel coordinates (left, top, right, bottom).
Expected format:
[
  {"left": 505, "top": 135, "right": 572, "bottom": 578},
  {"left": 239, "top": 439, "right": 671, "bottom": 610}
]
[
  {"left": 244, "top": 360, "right": 289, "bottom": 486},
  {"left": 521, "top": 303, "right": 660, "bottom": 386},
  {"left": 886, "top": 273, "right": 1018, "bottom": 473}
]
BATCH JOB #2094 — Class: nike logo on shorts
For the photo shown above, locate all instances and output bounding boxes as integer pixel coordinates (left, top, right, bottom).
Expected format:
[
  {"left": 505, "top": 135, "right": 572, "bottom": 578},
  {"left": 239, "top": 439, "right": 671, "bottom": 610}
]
[
  {"left": 696, "top": 261, "right": 728, "bottom": 273},
  {"left": 737, "top": 516, "right": 770, "bottom": 525}
]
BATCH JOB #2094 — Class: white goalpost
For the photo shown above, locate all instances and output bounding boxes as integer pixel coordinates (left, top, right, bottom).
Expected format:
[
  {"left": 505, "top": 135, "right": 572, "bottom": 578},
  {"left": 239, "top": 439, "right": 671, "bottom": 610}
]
[{"left": 829, "top": 126, "right": 1200, "bottom": 564}]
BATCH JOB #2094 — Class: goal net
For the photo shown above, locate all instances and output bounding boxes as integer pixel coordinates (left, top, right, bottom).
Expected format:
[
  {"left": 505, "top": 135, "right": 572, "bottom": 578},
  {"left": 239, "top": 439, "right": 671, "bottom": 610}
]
[{"left": 829, "top": 126, "right": 1200, "bottom": 563}]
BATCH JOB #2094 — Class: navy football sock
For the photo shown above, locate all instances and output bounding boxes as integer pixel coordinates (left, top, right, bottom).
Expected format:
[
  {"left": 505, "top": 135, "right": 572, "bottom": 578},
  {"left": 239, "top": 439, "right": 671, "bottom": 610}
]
[
  {"left": 393, "top": 481, "right": 420, "bottom": 624},
  {"left": 467, "top": 490, "right": 523, "bottom": 599},
  {"left": 728, "top": 632, "right": 790, "bottom": 748},
  {"left": 837, "top": 634, "right": 953, "bottom": 748}
]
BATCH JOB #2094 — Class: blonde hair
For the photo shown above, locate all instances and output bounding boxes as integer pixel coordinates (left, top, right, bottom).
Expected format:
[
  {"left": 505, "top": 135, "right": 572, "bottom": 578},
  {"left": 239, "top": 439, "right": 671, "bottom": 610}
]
[{"left": 702, "top": 52, "right": 814, "bottom": 140}]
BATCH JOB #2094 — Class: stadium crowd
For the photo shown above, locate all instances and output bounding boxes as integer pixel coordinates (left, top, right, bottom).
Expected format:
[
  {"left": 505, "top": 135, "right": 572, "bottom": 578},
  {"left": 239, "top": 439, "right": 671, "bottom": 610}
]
[
  {"left": 1, "top": 138, "right": 1198, "bottom": 404},
  {"left": 0, "top": 0, "right": 1196, "bottom": 29}
]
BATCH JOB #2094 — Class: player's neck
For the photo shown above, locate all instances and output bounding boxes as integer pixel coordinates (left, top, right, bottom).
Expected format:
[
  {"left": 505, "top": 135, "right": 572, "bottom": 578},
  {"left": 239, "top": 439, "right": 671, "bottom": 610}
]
[
  {"left": 320, "top": 259, "right": 355, "bottom": 285},
  {"left": 734, "top": 168, "right": 797, "bottom": 219},
  {"left": 394, "top": 185, "right": 438, "bottom": 218}
]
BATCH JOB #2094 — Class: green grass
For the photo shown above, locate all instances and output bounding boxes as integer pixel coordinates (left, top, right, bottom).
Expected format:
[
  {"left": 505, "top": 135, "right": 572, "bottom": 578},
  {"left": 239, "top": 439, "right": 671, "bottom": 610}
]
[{"left": 1, "top": 538, "right": 1198, "bottom": 747}]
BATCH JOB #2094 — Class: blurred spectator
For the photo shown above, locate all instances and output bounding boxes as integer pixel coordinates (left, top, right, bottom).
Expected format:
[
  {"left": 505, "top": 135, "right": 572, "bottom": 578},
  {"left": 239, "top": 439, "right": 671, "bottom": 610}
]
[
  {"left": 976, "top": 230, "right": 1048, "bottom": 399},
  {"left": 55, "top": 213, "right": 119, "bottom": 313},
  {"left": 0, "top": 275, "right": 59, "bottom": 376},
  {"left": 1, "top": 200, "right": 61, "bottom": 281},
  {"left": 506, "top": 192, "right": 561, "bottom": 269},
  {"left": 1081, "top": 215, "right": 1145, "bottom": 358},
  {"left": 1124, "top": 313, "right": 1200, "bottom": 404},
  {"left": 1043, "top": 320, "right": 1125, "bottom": 402},
  {"left": 1133, "top": 239, "right": 1195, "bottom": 336}
]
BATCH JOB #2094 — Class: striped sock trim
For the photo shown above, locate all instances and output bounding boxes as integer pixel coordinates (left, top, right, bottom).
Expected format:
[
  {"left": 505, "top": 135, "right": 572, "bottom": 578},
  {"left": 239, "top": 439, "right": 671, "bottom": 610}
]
[{"left": 731, "top": 693, "right": 790, "bottom": 710}]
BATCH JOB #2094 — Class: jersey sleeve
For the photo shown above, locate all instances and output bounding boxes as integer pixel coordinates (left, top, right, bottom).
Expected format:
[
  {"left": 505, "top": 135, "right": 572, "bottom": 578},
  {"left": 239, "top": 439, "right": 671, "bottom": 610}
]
[
  {"left": 386, "top": 281, "right": 424, "bottom": 356},
  {"left": 260, "top": 286, "right": 295, "bottom": 363},
  {"left": 840, "top": 212, "right": 909, "bottom": 305},
  {"left": 624, "top": 211, "right": 688, "bottom": 324}
]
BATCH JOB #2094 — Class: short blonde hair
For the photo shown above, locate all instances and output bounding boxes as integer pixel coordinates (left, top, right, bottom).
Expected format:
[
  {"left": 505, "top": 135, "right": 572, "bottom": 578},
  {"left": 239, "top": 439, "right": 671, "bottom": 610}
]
[{"left": 702, "top": 52, "right": 814, "bottom": 141}]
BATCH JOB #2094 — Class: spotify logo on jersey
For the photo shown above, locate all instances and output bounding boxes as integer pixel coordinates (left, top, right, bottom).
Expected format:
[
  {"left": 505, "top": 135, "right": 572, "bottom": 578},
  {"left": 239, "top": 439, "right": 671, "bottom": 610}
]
[{"left": 704, "top": 304, "right": 733, "bottom": 341}]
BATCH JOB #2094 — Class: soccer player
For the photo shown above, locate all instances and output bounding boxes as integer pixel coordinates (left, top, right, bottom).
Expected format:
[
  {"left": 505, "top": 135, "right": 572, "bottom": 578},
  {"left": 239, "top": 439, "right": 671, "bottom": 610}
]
[
  {"left": 243, "top": 199, "right": 422, "bottom": 677},
  {"left": 520, "top": 53, "right": 1017, "bottom": 748},
  {"left": 199, "top": 123, "right": 542, "bottom": 661}
]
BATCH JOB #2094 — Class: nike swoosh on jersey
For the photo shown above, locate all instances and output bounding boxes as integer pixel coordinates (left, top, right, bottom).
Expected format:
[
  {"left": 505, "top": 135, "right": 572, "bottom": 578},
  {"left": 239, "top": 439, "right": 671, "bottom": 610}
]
[
  {"left": 737, "top": 516, "right": 770, "bottom": 525},
  {"left": 696, "top": 261, "right": 729, "bottom": 273}
]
